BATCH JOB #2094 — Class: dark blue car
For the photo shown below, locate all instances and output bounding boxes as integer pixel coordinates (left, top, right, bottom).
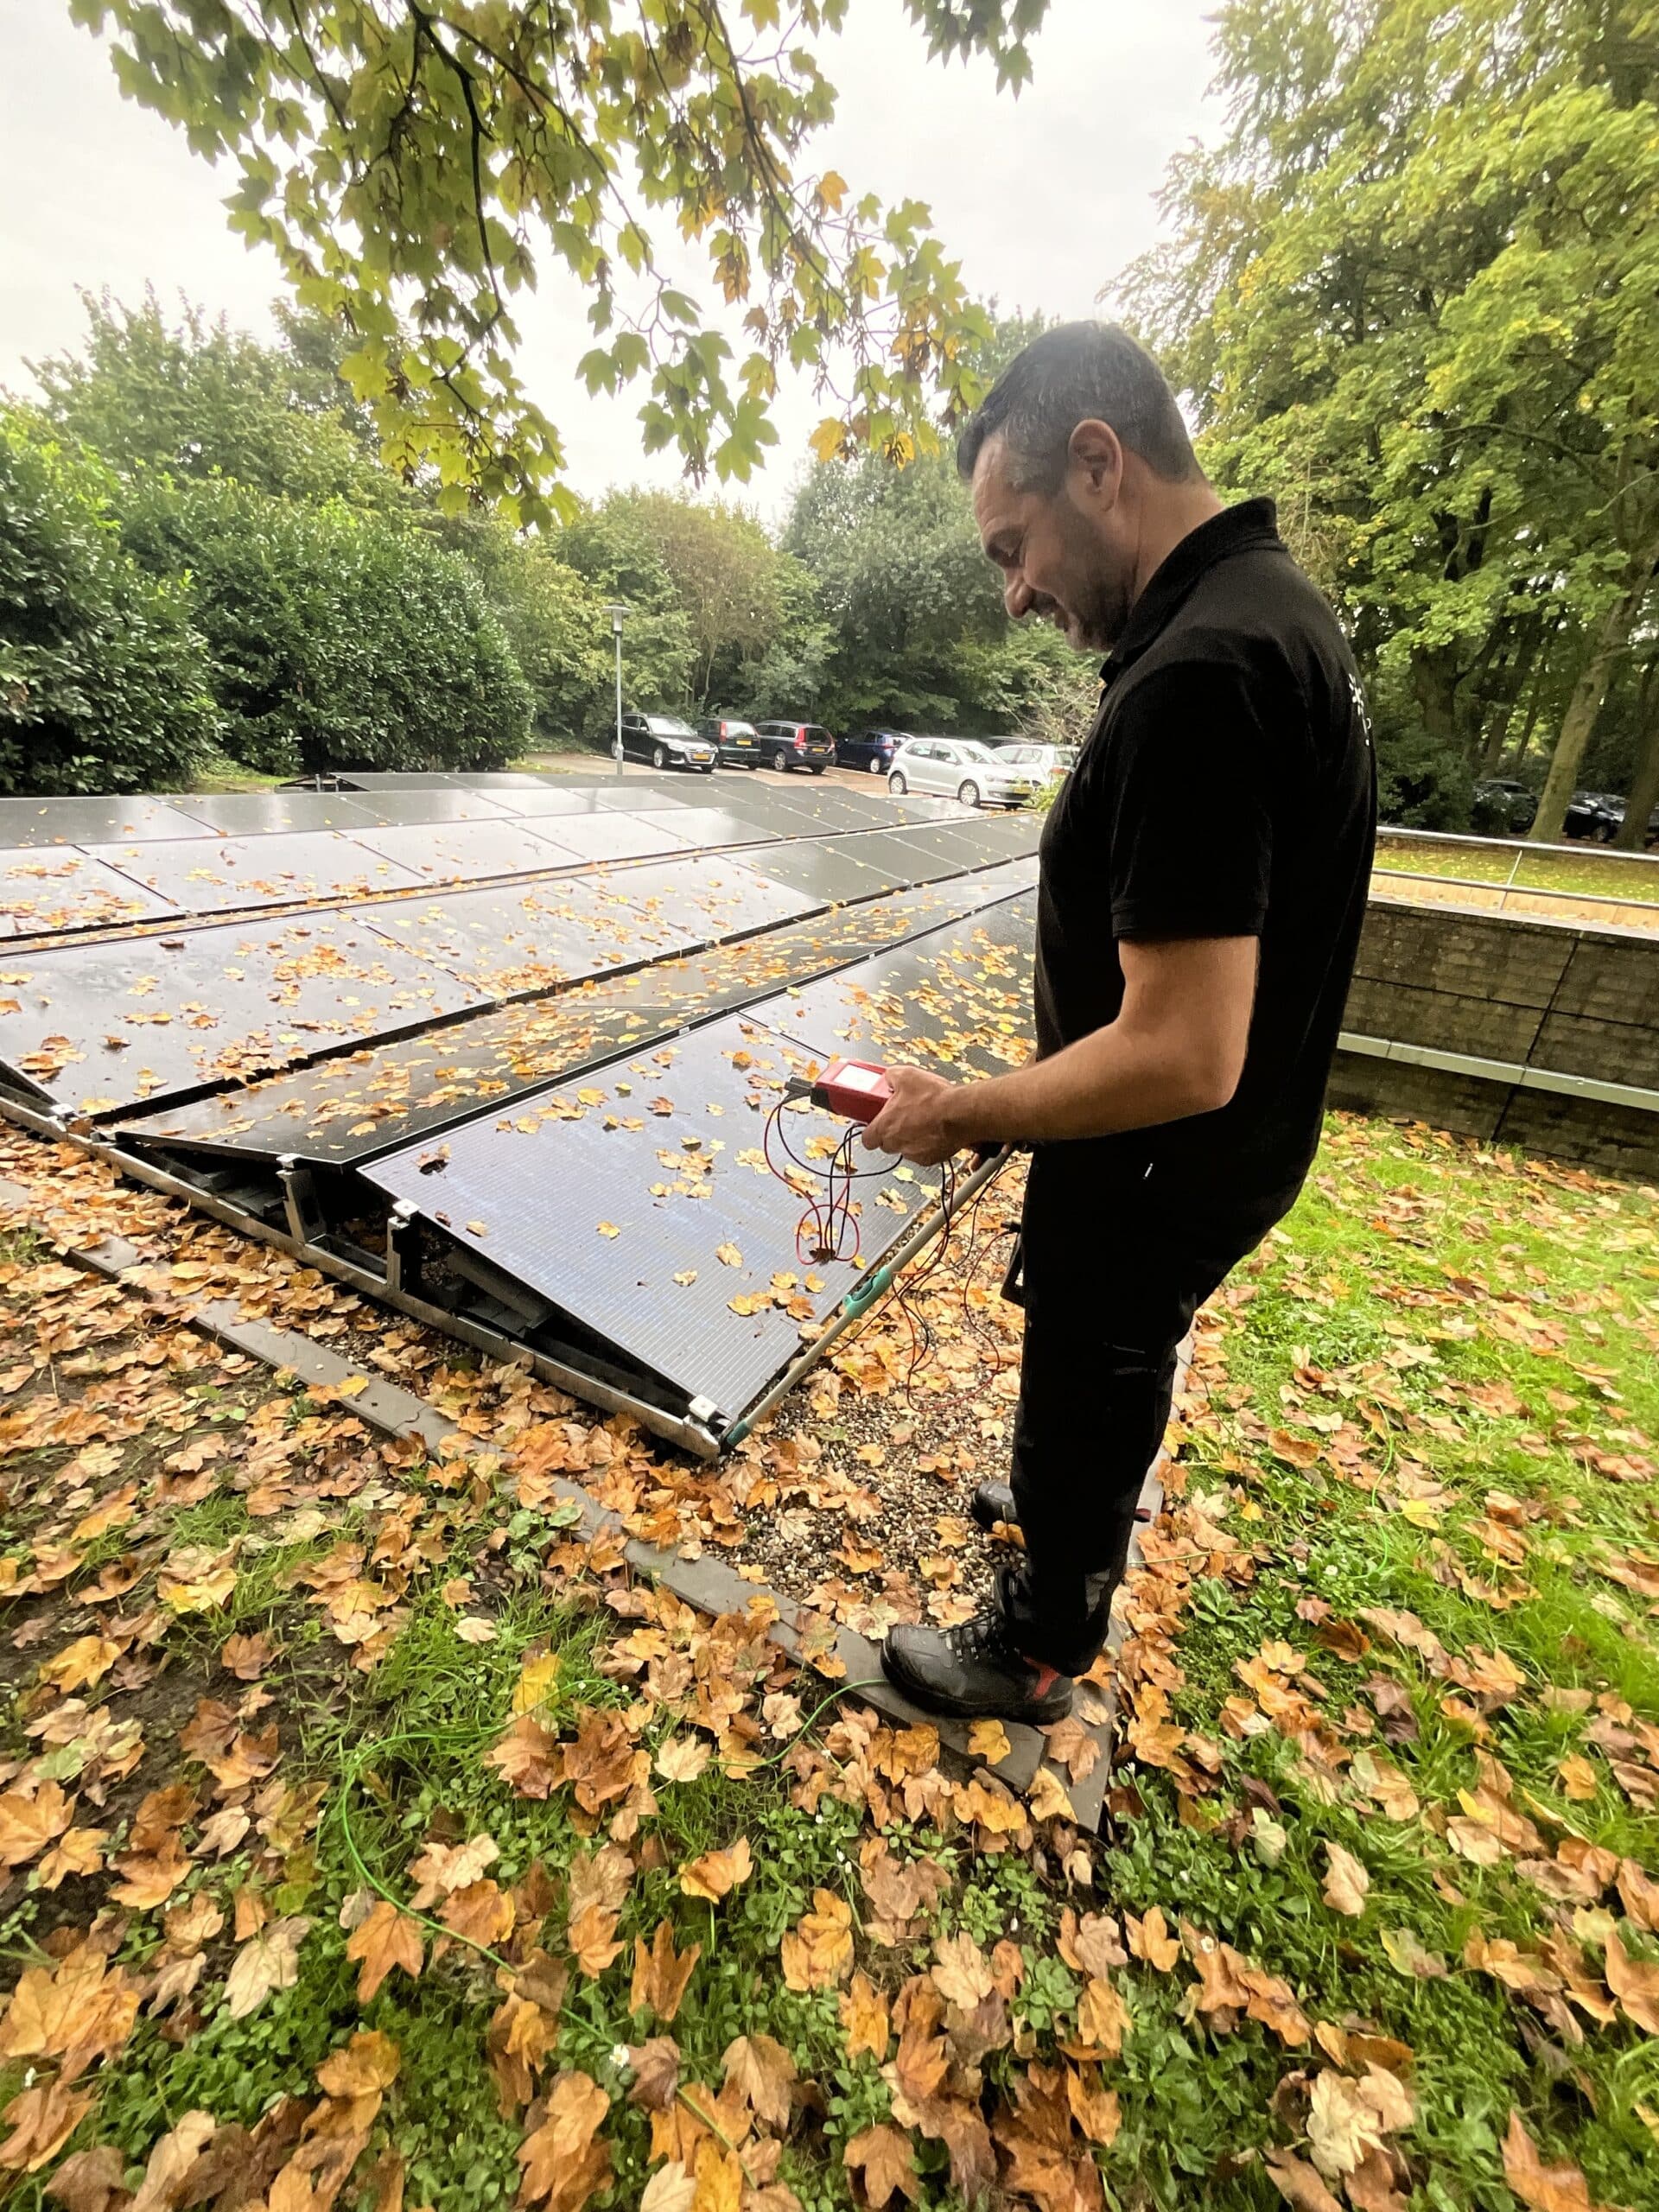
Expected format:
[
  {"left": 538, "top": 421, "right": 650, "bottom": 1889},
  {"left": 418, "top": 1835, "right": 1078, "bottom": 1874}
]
[{"left": 836, "top": 726, "right": 912, "bottom": 775}]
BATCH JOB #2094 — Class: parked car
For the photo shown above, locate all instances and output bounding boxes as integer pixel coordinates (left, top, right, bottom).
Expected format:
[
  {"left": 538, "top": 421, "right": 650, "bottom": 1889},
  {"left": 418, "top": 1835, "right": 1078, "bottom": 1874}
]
[
  {"left": 1471, "top": 778, "right": 1538, "bottom": 836},
  {"left": 1597, "top": 794, "right": 1659, "bottom": 849},
  {"left": 991, "top": 741, "right": 1077, "bottom": 785},
  {"left": 887, "top": 737, "right": 1047, "bottom": 809},
  {"left": 836, "top": 726, "right": 911, "bottom": 775},
  {"left": 607, "top": 712, "right": 716, "bottom": 772},
  {"left": 696, "top": 716, "right": 762, "bottom": 767},
  {"left": 753, "top": 720, "right": 837, "bottom": 774},
  {"left": 1562, "top": 790, "right": 1624, "bottom": 842}
]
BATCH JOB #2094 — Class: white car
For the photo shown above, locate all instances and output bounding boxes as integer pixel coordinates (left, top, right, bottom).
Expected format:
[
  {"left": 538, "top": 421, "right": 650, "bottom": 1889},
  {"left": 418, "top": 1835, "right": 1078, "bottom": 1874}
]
[
  {"left": 991, "top": 741, "right": 1077, "bottom": 783},
  {"left": 887, "top": 737, "right": 1047, "bottom": 809}
]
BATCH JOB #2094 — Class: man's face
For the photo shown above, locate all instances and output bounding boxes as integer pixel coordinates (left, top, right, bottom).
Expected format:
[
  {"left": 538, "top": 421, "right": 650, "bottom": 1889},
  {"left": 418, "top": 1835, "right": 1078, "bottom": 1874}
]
[{"left": 971, "top": 429, "right": 1135, "bottom": 653}]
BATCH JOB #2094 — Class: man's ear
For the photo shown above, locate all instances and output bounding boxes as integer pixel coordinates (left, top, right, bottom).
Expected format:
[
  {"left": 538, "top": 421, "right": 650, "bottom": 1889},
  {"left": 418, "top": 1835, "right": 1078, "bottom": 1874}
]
[{"left": 1067, "top": 418, "right": 1122, "bottom": 501}]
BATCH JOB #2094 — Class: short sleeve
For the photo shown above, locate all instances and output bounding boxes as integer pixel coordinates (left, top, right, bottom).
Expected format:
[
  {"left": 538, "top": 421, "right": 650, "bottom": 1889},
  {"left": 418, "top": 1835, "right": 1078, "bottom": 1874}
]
[{"left": 1105, "top": 662, "right": 1274, "bottom": 941}]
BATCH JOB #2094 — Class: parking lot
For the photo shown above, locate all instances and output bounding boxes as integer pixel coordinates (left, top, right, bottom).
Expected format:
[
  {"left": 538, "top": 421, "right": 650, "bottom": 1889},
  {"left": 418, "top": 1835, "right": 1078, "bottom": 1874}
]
[{"left": 531, "top": 746, "right": 923, "bottom": 801}]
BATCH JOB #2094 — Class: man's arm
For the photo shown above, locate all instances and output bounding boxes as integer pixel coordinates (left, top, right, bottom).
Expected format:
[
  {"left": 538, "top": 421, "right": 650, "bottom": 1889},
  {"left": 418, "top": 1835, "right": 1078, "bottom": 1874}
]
[{"left": 859, "top": 934, "right": 1259, "bottom": 1166}]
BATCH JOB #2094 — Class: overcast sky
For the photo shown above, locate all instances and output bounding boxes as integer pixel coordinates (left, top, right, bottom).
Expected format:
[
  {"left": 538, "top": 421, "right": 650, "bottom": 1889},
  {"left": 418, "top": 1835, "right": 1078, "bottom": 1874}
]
[{"left": 0, "top": 0, "right": 1222, "bottom": 514}]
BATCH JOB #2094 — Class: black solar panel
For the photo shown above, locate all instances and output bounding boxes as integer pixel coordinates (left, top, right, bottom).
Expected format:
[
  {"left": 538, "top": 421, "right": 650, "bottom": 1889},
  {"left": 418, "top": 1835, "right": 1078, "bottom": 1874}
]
[
  {"left": 340, "top": 818, "right": 583, "bottom": 885},
  {"left": 116, "top": 868, "right": 1036, "bottom": 1169},
  {"left": 0, "top": 797, "right": 218, "bottom": 847},
  {"left": 580, "top": 855, "right": 817, "bottom": 953},
  {"left": 365, "top": 1011, "right": 950, "bottom": 1418},
  {"left": 358, "top": 876, "right": 643, "bottom": 995},
  {"left": 167, "top": 791, "right": 384, "bottom": 837},
  {"left": 0, "top": 912, "right": 485, "bottom": 1115},
  {"left": 524, "top": 812, "right": 695, "bottom": 864},
  {"left": 737, "top": 838, "right": 895, "bottom": 904},
  {"left": 0, "top": 848, "right": 181, "bottom": 938},
  {"left": 86, "top": 832, "right": 428, "bottom": 915},
  {"left": 589, "top": 781, "right": 702, "bottom": 811}
]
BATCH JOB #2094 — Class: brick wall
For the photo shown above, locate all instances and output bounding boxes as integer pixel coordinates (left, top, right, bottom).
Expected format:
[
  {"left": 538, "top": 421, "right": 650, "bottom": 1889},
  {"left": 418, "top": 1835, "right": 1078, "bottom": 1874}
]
[{"left": 1329, "top": 898, "right": 1659, "bottom": 1180}]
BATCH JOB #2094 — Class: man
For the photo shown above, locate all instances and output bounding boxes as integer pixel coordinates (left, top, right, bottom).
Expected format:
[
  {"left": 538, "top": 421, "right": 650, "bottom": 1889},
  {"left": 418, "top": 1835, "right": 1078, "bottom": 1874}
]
[{"left": 861, "top": 322, "right": 1376, "bottom": 1724}]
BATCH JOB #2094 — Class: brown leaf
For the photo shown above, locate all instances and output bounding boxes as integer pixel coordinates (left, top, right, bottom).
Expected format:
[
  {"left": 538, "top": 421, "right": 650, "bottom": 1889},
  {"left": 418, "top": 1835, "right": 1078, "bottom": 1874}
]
[
  {"left": 566, "top": 1843, "right": 633, "bottom": 1924},
  {"left": 47, "top": 2146, "right": 127, "bottom": 2212},
  {"left": 654, "top": 1737, "right": 712, "bottom": 1785},
  {"left": 344, "top": 1901, "right": 423, "bottom": 2004},
  {"left": 220, "top": 1632, "right": 274, "bottom": 1681},
  {"left": 1605, "top": 1924, "right": 1659, "bottom": 2035},
  {"left": 1263, "top": 2147, "right": 1344, "bottom": 2212},
  {"left": 1123, "top": 1904, "right": 1179, "bottom": 1973},
  {"left": 130, "top": 2111, "right": 216, "bottom": 2212},
  {"left": 1065, "top": 2064, "right": 1122, "bottom": 2146},
  {"left": 721, "top": 2033, "right": 795, "bottom": 2132},
  {"left": 840, "top": 1971, "right": 891, "bottom": 2063},
  {"left": 486, "top": 1714, "right": 563, "bottom": 1799},
  {"left": 0, "top": 1944, "right": 139, "bottom": 2079},
  {"left": 857, "top": 1835, "right": 949, "bottom": 1944},
  {"left": 1322, "top": 1842, "right": 1371, "bottom": 1917},
  {"left": 316, "top": 2031, "right": 400, "bottom": 2100},
  {"left": 224, "top": 1916, "right": 310, "bottom": 2019},
  {"left": 1069, "top": 1977, "right": 1128, "bottom": 2061},
  {"left": 639, "top": 2165, "right": 696, "bottom": 2212},
  {"left": 625, "top": 2036, "right": 680, "bottom": 2112},
  {"left": 631, "top": 1920, "right": 701, "bottom": 2024},
  {"left": 0, "top": 1783, "right": 74, "bottom": 1869},
  {"left": 842, "top": 2125, "right": 920, "bottom": 2209},
  {"left": 930, "top": 1932, "right": 994, "bottom": 2013},
  {"left": 679, "top": 1836, "right": 753, "bottom": 1904},
  {"left": 568, "top": 1904, "right": 626, "bottom": 1979},
  {"left": 442, "top": 1879, "right": 515, "bottom": 1948},
  {"left": 516, "top": 2070, "right": 612, "bottom": 2212},
  {"left": 0, "top": 2082, "right": 95, "bottom": 2174},
  {"left": 1502, "top": 2111, "right": 1611, "bottom": 2212},
  {"left": 1618, "top": 1858, "right": 1659, "bottom": 1933},
  {"left": 780, "top": 1889, "right": 854, "bottom": 1992}
]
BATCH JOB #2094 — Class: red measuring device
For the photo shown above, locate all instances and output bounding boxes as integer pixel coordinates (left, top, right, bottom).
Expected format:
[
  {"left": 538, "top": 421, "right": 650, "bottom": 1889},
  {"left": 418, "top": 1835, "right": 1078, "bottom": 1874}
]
[{"left": 809, "top": 1058, "right": 893, "bottom": 1122}]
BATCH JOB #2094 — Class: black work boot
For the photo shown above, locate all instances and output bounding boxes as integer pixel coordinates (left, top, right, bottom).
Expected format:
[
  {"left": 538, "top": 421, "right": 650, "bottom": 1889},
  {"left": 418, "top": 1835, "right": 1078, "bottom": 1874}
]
[
  {"left": 971, "top": 1478, "right": 1019, "bottom": 1535},
  {"left": 881, "top": 1569, "right": 1074, "bottom": 1724}
]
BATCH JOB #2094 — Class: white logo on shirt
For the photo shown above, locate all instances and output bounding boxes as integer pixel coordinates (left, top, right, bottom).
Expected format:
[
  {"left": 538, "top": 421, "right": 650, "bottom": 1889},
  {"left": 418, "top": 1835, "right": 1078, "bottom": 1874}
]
[{"left": 1348, "top": 673, "right": 1373, "bottom": 747}]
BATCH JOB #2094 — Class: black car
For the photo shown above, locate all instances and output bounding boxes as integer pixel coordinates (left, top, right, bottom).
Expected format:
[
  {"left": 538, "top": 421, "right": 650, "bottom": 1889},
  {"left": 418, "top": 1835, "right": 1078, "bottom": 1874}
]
[
  {"left": 1471, "top": 778, "right": 1538, "bottom": 836},
  {"left": 696, "top": 716, "right": 762, "bottom": 767},
  {"left": 836, "top": 726, "right": 909, "bottom": 775},
  {"left": 753, "top": 720, "right": 837, "bottom": 774},
  {"left": 1562, "top": 790, "right": 1624, "bottom": 842},
  {"left": 607, "top": 712, "right": 716, "bottom": 773}
]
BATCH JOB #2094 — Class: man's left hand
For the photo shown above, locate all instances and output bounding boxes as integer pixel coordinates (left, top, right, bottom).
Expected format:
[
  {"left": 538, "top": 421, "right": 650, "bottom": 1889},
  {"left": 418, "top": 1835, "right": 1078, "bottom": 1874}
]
[{"left": 859, "top": 1066, "right": 970, "bottom": 1166}]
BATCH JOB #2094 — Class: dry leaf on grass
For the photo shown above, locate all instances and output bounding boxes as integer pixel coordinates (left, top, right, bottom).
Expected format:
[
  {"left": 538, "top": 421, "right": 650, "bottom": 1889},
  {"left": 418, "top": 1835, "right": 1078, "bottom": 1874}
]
[
  {"left": 841, "top": 1972, "right": 891, "bottom": 2063},
  {"left": 631, "top": 1922, "right": 701, "bottom": 2024},
  {"left": 1123, "top": 1905, "right": 1179, "bottom": 1973},
  {"left": 344, "top": 1903, "right": 423, "bottom": 2004},
  {"left": 843, "top": 2124, "right": 920, "bottom": 2209},
  {"left": 1322, "top": 1842, "right": 1371, "bottom": 1917},
  {"left": 721, "top": 2033, "right": 795, "bottom": 2131},
  {"left": 516, "top": 2069, "right": 611, "bottom": 2212},
  {"left": 678, "top": 1836, "right": 753, "bottom": 1903},
  {"left": 781, "top": 1889, "right": 854, "bottom": 1991},
  {"left": 224, "top": 1916, "right": 310, "bottom": 2020},
  {"left": 1502, "top": 2111, "right": 1612, "bottom": 2212},
  {"left": 316, "top": 2031, "right": 400, "bottom": 2100}
]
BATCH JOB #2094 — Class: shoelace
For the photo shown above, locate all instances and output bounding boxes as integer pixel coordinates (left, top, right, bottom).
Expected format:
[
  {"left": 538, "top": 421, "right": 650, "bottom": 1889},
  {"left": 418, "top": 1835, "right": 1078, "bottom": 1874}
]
[{"left": 943, "top": 1606, "right": 1027, "bottom": 1669}]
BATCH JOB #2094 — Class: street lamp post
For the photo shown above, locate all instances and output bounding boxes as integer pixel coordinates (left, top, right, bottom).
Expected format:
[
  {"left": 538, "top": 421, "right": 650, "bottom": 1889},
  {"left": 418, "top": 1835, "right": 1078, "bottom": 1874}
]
[{"left": 605, "top": 604, "right": 627, "bottom": 779}]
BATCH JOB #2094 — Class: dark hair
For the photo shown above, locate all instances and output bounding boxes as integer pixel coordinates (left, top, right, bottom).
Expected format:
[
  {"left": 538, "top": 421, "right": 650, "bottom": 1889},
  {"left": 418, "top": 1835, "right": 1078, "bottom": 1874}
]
[{"left": 957, "top": 321, "right": 1198, "bottom": 492}]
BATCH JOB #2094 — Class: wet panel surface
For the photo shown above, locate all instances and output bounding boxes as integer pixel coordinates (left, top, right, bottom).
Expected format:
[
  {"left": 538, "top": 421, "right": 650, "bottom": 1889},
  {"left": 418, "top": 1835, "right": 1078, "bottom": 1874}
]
[
  {"left": 0, "top": 849, "right": 181, "bottom": 938},
  {"left": 86, "top": 833, "right": 428, "bottom": 915}
]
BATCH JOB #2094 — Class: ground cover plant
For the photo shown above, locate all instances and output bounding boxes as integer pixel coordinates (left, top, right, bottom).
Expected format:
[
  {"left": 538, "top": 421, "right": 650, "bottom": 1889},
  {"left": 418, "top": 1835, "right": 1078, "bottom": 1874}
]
[{"left": 0, "top": 1107, "right": 1654, "bottom": 2211}]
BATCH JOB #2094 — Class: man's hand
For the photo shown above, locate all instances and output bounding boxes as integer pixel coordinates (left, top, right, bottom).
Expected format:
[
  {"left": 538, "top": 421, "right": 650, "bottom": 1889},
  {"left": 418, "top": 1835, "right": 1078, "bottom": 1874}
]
[{"left": 859, "top": 1066, "right": 970, "bottom": 1166}]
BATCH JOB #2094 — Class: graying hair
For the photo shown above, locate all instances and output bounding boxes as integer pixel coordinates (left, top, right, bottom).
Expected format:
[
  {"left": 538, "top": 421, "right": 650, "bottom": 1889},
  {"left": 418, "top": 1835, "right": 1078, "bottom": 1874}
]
[{"left": 957, "top": 321, "right": 1198, "bottom": 493}]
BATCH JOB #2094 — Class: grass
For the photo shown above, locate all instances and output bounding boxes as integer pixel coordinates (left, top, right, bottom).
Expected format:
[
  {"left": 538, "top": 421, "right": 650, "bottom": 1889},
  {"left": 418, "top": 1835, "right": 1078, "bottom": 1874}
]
[
  {"left": 0, "top": 1112, "right": 1656, "bottom": 2211},
  {"left": 1375, "top": 833, "right": 1659, "bottom": 924}
]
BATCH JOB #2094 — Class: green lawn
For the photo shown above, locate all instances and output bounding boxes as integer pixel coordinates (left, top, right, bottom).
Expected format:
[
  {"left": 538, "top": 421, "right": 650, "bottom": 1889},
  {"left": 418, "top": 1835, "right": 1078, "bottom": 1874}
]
[{"left": 0, "top": 1110, "right": 1655, "bottom": 2212}]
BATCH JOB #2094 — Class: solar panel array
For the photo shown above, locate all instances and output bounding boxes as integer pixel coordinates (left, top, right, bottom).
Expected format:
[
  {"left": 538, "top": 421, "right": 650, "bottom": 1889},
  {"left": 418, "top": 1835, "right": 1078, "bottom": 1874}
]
[{"left": 0, "top": 771, "right": 1038, "bottom": 1446}]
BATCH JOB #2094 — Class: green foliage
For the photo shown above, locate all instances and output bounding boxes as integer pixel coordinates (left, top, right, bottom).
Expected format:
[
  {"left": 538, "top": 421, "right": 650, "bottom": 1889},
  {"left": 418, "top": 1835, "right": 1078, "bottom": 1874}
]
[
  {"left": 120, "top": 474, "right": 531, "bottom": 777},
  {"left": 0, "top": 404, "right": 217, "bottom": 793},
  {"left": 34, "top": 290, "right": 397, "bottom": 511},
  {"left": 68, "top": 2, "right": 1057, "bottom": 521},
  {"left": 1118, "top": 0, "right": 1659, "bottom": 836},
  {"left": 434, "top": 516, "right": 613, "bottom": 744}
]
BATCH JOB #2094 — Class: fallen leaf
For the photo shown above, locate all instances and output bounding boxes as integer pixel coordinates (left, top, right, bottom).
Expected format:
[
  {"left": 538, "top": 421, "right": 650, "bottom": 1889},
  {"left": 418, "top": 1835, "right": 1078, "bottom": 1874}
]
[
  {"left": 129, "top": 2112, "right": 217, "bottom": 2212},
  {"left": 654, "top": 1738, "right": 711, "bottom": 1785},
  {"left": 1323, "top": 1842, "right": 1371, "bottom": 1917},
  {"left": 344, "top": 1901, "right": 423, "bottom": 2003},
  {"left": 1502, "top": 2110, "right": 1611, "bottom": 2212},
  {"left": 721, "top": 2033, "right": 795, "bottom": 2131},
  {"left": 1124, "top": 1905, "right": 1180, "bottom": 1973},
  {"left": 1605, "top": 1924, "right": 1659, "bottom": 2035},
  {"left": 679, "top": 1836, "right": 753, "bottom": 1904},
  {"left": 968, "top": 1719, "right": 1011, "bottom": 1764},
  {"left": 781, "top": 1889, "right": 854, "bottom": 1992},
  {"left": 569, "top": 1903, "right": 626, "bottom": 1978},
  {"left": 516, "top": 2069, "right": 612, "bottom": 2212},
  {"left": 843, "top": 2124, "right": 920, "bottom": 2209},
  {"left": 841, "top": 1971, "right": 890, "bottom": 2063},
  {"left": 1264, "top": 2146, "right": 1344, "bottom": 2212},
  {"left": 931, "top": 1932, "right": 995, "bottom": 2012},
  {"left": 223, "top": 1915, "right": 310, "bottom": 2019},
  {"left": 631, "top": 1921, "right": 701, "bottom": 2024},
  {"left": 0, "top": 2082, "right": 95, "bottom": 2174},
  {"left": 316, "top": 2031, "right": 400, "bottom": 2099}
]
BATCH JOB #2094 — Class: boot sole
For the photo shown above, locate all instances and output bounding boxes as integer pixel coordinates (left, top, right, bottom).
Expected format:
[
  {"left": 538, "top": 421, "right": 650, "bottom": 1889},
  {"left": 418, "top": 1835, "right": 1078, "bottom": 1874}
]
[{"left": 880, "top": 1637, "right": 1073, "bottom": 1726}]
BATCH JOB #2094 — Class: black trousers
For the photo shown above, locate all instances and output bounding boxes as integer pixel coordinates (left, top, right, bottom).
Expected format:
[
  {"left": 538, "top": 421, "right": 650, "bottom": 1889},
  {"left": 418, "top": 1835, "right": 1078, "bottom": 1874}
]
[{"left": 996, "top": 1146, "right": 1297, "bottom": 1675}]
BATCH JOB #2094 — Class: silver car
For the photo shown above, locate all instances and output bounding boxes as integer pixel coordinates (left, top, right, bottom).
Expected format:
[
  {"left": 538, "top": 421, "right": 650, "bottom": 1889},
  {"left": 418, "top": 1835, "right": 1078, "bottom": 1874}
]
[{"left": 887, "top": 737, "right": 1046, "bottom": 809}]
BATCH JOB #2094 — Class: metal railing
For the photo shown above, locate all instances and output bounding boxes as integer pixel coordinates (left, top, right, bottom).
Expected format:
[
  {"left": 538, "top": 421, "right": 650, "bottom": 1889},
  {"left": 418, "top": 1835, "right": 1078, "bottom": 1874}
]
[{"left": 1372, "top": 823, "right": 1659, "bottom": 925}]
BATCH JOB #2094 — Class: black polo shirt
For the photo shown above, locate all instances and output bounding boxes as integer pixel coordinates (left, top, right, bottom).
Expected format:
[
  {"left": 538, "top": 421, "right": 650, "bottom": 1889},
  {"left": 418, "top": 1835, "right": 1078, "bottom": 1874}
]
[{"left": 1032, "top": 496, "right": 1376, "bottom": 1217}]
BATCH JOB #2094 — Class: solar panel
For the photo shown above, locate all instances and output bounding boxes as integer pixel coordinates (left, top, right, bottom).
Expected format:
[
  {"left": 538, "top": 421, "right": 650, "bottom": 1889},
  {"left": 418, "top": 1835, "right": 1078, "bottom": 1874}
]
[
  {"left": 761, "top": 892, "right": 1038, "bottom": 1080},
  {"left": 85, "top": 832, "right": 428, "bottom": 915},
  {"left": 589, "top": 781, "right": 702, "bottom": 811},
  {"left": 0, "top": 848, "right": 181, "bottom": 938},
  {"left": 524, "top": 812, "right": 695, "bottom": 864},
  {"left": 631, "top": 806, "right": 776, "bottom": 849},
  {"left": 736, "top": 838, "right": 896, "bottom": 904},
  {"left": 581, "top": 855, "right": 817, "bottom": 953},
  {"left": 0, "top": 912, "right": 486, "bottom": 1115},
  {"left": 365, "top": 1011, "right": 950, "bottom": 1419},
  {"left": 340, "top": 817, "right": 584, "bottom": 885},
  {"left": 0, "top": 797, "right": 218, "bottom": 848},
  {"left": 358, "top": 876, "right": 644, "bottom": 995},
  {"left": 323, "top": 788, "right": 527, "bottom": 826},
  {"left": 481, "top": 785, "right": 617, "bottom": 819},
  {"left": 116, "top": 867, "right": 1037, "bottom": 1170},
  {"left": 326, "top": 770, "right": 543, "bottom": 791},
  {"left": 167, "top": 791, "right": 384, "bottom": 837}
]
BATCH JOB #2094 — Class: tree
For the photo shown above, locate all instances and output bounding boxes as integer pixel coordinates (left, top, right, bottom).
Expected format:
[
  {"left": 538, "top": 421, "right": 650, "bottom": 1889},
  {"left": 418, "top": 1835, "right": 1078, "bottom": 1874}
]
[
  {"left": 435, "top": 514, "right": 613, "bottom": 741},
  {"left": 72, "top": 2, "right": 1052, "bottom": 520},
  {"left": 1117, "top": 0, "right": 1659, "bottom": 833},
  {"left": 32, "top": 291, "right": 397, "bottom": 511},
  {"left": 119, "top": 474, "right": 531, "bottom": 776},
  {"left": 0, "top": 406, "right": 218, "bottom": 794},
  {"left": 556, "top": 500, "right": 697, "bottom": 715},
  {"left": 621, "top": 493, "right": 798, "bottom": 709}
]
